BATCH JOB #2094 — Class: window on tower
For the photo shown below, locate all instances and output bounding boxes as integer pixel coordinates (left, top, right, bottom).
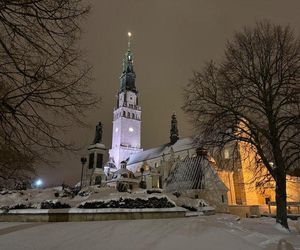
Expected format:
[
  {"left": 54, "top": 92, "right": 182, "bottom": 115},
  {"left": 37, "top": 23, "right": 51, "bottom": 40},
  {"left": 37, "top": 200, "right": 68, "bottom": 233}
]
[{"left": 132, "top": 113, "right": 135, "bottom": 119}]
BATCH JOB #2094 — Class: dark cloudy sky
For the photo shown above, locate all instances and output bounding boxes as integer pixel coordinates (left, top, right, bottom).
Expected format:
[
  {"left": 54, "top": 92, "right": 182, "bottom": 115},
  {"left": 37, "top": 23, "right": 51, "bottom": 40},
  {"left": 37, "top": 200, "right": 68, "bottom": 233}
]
[{"left": 39, "top": 0, "right": 300, "bottom": 186}]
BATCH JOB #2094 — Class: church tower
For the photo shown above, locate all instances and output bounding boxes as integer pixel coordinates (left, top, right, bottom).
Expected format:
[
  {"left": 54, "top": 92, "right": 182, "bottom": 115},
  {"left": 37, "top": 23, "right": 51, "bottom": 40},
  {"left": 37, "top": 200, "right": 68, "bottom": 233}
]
[{"left": 109, "top": 33, "right": 142, "bottom": 168}]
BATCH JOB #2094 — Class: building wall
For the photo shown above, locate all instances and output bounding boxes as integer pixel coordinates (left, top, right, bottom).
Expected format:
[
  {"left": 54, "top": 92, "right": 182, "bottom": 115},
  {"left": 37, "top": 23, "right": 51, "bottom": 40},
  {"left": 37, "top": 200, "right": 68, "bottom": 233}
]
[
  {"left": 127, "top": 138, "right": 300, "bottom": 207},
  {"left": 286, "top": 176, "right": 300, "bottom": 202},
  {"left": 237, "top": 141, "right": 300, "bottom": 205},
  {"left": 217, "top": 170, "right": 236, "bottom": 205},
  {"left": 110, "top": 89, "right": 142, "bottom": 168}
]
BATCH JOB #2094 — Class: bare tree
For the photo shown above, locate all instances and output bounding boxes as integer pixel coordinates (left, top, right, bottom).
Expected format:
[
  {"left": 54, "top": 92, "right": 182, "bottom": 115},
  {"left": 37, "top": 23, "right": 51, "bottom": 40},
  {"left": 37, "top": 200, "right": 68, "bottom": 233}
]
[
  {"left": 0, "top": 145, "right": 35, "bottom": 189},
  {"left": 0, "top": 0, "right": 99, "bottom": 176},
  {"left": 183, "top": 21, "right": 300, "bottom": 229}
]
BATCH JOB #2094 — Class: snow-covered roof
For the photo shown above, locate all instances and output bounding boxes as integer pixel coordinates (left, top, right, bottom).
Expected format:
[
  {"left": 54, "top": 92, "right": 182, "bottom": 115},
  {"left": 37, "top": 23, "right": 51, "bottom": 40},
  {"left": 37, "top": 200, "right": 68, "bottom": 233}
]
[
  {"left": 166, "top": 155, "right": 228, "bottom": 192},
  {"left": 127, "top": 137, "right": 197, "bottom": 165},
  {"left": 111, "top": 168, "right": 136, "bottom": 180}
]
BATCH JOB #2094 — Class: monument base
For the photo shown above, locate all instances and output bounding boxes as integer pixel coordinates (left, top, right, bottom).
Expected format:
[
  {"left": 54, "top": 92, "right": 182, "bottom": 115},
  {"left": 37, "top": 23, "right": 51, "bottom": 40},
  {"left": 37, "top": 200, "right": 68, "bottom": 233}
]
[{"left": 84, "top": 143, "right": 107, "bottom": 186}]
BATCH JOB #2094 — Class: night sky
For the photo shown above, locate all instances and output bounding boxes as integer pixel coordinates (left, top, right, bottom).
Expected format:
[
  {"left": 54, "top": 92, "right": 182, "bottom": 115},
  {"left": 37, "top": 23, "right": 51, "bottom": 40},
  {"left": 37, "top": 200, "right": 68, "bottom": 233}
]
[{"left": 38, "top": 0, "right": 300, "bottom": 186}]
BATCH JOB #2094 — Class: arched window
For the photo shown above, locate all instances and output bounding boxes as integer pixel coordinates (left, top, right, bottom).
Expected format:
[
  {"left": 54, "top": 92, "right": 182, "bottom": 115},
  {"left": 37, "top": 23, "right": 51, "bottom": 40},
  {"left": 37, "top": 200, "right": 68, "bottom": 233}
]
[
  {"left": 123, "top": 111, "right": 126, "bottom": 117},
  {"left": 132, "top": 113, "right": 135, "bottom": 119},
  {"left": 127, "top": 112, "right": 130, "bottom": 118}
]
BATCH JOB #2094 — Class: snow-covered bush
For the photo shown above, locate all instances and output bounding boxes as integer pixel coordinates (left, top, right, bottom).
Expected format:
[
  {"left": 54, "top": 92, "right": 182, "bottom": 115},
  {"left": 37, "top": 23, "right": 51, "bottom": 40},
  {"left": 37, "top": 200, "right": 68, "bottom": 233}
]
[
  {"left": 147, "top": 189, "right": 162, "bottom": 194},
  {"left": 40, "top": 200, "right": 71, "bottom": 209},
  {"left": 174, "top": 197, "right": 209, "bottom": 211},
  {"left": 0, "top": 203, "right": 35, "bottom": 212},
  {"left": 116, "top": 182, "right": 129, "bottom": 192},
  {"left": 78, "top": 196, "right": 175, "bottom": 209},
  {"left": 10, "top": 203, "right": 34, "bottom": 210}
]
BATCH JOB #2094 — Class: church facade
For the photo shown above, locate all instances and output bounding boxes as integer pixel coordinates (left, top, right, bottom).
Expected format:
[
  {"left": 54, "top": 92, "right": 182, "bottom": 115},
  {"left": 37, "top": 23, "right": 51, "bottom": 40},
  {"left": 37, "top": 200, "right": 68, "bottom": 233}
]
[{"left": 85, "top": 34, "right": 300, "bottom": 214}]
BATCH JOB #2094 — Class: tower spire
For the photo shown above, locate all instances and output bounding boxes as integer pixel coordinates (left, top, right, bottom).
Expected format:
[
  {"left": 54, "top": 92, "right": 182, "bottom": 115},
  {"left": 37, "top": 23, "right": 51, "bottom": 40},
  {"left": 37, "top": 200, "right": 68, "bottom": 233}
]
[
  {"left": 110, "top": 31, "right": 142, "bottom": 168},
  {"left": 120, "top": 31, "right": 137, "bottom": 93}
]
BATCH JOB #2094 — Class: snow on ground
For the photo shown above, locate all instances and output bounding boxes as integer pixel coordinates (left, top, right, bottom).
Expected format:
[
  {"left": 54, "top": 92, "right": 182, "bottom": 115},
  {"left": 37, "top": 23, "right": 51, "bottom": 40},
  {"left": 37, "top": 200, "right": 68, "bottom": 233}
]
[
  {"left": 0, "top": 214, "right": 299, "bottom": 250},
  {"left": 0, "top": 186, "right": 212, "bottom": 211},
  {"left": 0, "top": 186, "right": 127, "bottom": 209}
]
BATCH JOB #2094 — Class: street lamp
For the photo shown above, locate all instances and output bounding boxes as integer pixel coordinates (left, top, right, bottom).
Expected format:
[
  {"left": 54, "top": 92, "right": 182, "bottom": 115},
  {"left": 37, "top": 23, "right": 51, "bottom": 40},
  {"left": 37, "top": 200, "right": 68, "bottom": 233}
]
[
  {"left": 34, "top": 179, "right": 43, "bottom": 188},
  {"left": 80, "top": 156, "right": 87, "bottom": 190}
]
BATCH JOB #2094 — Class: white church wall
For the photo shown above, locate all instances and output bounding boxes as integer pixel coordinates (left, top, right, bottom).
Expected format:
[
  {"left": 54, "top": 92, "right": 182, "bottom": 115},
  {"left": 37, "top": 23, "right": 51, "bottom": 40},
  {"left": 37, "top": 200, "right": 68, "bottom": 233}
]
[{"left": 120, "top": 117, "right": 141, "bottom": 148}]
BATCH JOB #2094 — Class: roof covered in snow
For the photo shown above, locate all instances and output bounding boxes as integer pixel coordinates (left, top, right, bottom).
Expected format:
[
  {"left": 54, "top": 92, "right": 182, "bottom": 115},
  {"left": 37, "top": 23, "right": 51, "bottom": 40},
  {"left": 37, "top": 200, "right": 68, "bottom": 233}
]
[
  {"left": 111, "top": 168, "right": 136, "bottom": 180},
  {"left": 127, "top": 137, "right": 197, "bottom": 165},
  {"left": 166, "top": 155, "right": 228, "bottom": 192}
]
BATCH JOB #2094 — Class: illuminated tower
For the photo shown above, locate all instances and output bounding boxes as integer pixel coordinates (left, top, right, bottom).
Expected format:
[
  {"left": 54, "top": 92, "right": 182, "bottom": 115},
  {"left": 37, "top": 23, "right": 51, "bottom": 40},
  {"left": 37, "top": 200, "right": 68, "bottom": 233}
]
[{"left": 109, "top": 32, "right": 142, "bottom": 168}]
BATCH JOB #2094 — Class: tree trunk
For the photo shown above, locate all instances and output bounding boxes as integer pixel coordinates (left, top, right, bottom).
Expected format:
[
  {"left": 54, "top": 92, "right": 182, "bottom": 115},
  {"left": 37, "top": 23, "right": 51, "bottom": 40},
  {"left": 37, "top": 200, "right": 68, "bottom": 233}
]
[{"left": 275, "top": 171, "right": 288, "bottom": 229}]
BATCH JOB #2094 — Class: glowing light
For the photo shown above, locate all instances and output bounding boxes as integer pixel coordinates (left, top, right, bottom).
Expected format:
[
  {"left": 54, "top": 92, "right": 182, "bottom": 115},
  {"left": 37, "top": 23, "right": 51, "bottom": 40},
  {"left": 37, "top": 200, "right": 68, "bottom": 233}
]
[
  {"left": 128, "top": 32, "right": 132, "bottom": 37},
  {"left": 129, "top": 127, "right": 134, "bottom": 132},
  {"left": 35, "top": 179, "right": 43, "bottom": 187},
  {"left": 115, "top": 128, "right": 119, "bottom": 132}
]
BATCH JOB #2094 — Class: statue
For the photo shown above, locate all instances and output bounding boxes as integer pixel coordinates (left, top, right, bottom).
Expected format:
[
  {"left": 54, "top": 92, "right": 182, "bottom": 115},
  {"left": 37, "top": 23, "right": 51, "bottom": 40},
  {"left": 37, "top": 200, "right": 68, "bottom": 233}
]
[
  {"left": 93, "top": 122, "right": 103, "bottom": 144},
  {"left": 170, "top": 113, "right": 179, "bottom": 144}
]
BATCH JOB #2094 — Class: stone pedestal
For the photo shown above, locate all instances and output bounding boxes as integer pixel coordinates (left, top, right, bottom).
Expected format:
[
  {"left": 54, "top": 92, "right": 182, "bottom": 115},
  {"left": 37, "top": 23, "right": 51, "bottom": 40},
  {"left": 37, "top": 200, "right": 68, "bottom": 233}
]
[{"left": 85, "top": 143, "right": 107, "bottom": 186}]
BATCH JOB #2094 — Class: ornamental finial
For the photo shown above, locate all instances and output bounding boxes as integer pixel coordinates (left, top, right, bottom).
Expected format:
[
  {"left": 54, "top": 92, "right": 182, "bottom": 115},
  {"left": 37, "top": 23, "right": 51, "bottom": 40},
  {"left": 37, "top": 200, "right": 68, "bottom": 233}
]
[{"left": 127, "top": 32, "right": 132, "bottom": 50}]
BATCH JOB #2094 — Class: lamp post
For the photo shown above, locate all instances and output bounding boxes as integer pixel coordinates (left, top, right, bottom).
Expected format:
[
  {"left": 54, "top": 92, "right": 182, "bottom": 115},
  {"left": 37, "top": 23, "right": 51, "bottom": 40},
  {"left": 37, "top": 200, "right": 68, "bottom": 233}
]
[
  {"left": 80, "top": 157, "right": 87, "bottom": 190},
  {"left": 139, "top": 167, "right": 146, "bottom": 189}
]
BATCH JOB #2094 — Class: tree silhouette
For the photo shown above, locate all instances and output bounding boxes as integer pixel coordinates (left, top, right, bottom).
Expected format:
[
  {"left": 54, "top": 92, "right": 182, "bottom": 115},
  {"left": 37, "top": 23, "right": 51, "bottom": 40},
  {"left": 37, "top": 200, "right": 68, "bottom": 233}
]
[
  {"left": 0, "top": 1, "right": 99, "bottom": 181},
  {"left": 183, "top": 21, "right": 300, "bottom": 229}
]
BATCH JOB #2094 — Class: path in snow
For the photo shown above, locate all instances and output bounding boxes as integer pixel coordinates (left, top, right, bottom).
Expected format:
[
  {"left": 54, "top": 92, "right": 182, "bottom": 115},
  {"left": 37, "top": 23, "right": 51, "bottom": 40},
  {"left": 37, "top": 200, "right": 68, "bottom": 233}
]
[{"left": 0, "top": 214, "right": 299, "bottom": 250}]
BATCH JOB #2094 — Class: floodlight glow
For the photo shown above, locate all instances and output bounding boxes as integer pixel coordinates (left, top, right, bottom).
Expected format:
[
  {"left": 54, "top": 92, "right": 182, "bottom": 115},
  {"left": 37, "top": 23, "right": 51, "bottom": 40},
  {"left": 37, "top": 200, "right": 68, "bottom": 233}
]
[
  {"left": 128, "top": 32, "right": 132, "bottom": 37},
  {"left": 35, "top": 179, "right": 43, "bottom": 187}
]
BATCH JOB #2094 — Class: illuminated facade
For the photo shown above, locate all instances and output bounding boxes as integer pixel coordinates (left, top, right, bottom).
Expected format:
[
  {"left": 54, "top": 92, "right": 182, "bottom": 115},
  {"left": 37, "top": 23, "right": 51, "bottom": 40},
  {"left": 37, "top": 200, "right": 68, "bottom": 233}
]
[
  {"left": 220, "top": 141, "right": 300, "bottom": 208},
  {"left": 106, "top": 34, "right": 300, "bottom": 210},
  {"left": 109, "top": 34, "right": 142, "bottom": 168}
]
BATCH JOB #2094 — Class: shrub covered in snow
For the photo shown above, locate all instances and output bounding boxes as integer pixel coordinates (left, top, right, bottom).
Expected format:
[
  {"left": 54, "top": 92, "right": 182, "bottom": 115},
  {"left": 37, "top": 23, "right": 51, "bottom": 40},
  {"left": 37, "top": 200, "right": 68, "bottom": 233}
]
[
  {"left": 10, "top": 203, "right": 35, "bottom": 210},
  {"left": 116, "top": 182, "right": 130, "bottom": 192},
  {"left": 78, "top": 190, "right": 91, "bottom": 197},
  {"left": 40, "top": 201, "right": 71, "bottom": 209},
  {"left": 146, "top": 189, "right": 162, "bottom": 194},
  {"left": 78, "top": 196, "right": 175, "bottom": 209},
  {"left": 0, "top": 189, "right": 15, "bottom": 195},
  {"left": 174, "top": 197, "right": 209, "bottom": 211},
  {"left": 0, "top": 203, "right": 35, "bottom": 212}
]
